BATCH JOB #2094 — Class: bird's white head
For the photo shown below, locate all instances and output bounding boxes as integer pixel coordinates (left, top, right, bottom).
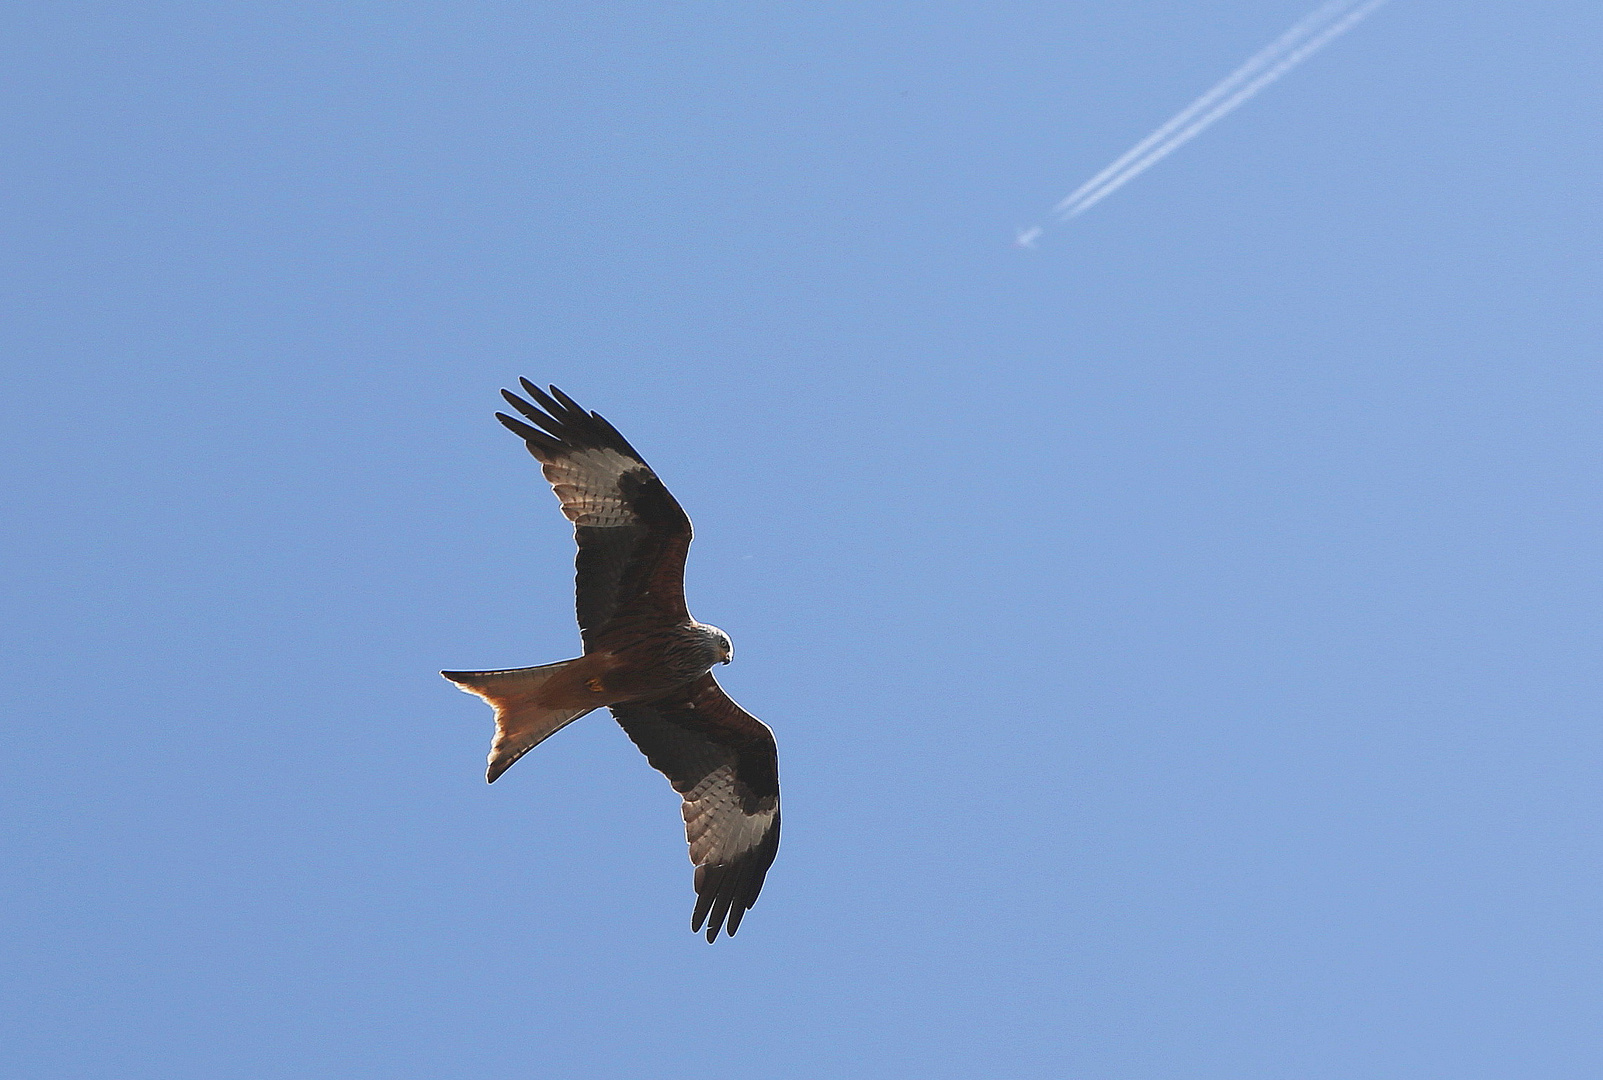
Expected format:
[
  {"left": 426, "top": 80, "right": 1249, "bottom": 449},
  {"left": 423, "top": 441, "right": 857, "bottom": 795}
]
[{"left": 702, "top": 623, "right": 734, "bottom": 665}]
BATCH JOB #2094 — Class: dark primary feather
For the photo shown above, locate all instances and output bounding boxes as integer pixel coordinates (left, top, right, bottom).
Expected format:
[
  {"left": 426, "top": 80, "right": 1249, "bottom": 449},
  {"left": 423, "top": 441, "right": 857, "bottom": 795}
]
[
  {"left": 496, "top": 383, "right": 693, "bottom": 646},
  {"left": 610, "top": 674, "right": 781, "bottom": 941}
]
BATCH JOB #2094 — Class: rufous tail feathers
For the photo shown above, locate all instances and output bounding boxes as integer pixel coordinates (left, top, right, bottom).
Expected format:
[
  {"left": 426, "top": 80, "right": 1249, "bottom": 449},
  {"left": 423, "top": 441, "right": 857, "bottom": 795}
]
[{"left": 441, "top": 660, "right": 595, "bottom": 782}]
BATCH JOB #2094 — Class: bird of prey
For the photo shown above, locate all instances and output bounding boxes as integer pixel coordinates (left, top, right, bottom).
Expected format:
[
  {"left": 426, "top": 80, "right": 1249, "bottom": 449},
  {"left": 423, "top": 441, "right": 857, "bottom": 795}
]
[{"left": 443, "top": 382, "right": 780, "bottom": 941}]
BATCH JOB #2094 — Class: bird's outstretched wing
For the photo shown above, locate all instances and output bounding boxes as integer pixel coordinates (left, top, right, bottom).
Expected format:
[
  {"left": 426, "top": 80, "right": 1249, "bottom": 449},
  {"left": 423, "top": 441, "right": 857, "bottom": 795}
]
[
  {"left": 497, "top": 381, "right": 693, "bottom": 645},
  {"left": 609, "top": 674, "right": 781, "bottom": 941}
]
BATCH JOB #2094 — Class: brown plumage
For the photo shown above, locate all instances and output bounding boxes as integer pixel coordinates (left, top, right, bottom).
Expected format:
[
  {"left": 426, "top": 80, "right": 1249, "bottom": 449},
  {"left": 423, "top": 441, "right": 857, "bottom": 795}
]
[{"left": 442, "top": 382, "right": 780, "bottom": 941}]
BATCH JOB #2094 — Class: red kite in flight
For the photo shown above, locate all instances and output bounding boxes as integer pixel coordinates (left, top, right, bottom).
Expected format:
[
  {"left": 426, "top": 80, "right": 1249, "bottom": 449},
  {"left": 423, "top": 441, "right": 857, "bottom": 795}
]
[{"left": 443, "top": 382, "right": 780, "bottom": 941}]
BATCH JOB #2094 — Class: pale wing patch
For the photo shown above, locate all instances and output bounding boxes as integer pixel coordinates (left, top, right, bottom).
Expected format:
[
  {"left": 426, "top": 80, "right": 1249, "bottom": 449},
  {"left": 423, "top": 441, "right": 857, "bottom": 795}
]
[
  {"left": 682, "top": 764, "right": 777, "bottom": 866},
  {"left": 539, "top": 448, "right": 650, "bottom": 528}
]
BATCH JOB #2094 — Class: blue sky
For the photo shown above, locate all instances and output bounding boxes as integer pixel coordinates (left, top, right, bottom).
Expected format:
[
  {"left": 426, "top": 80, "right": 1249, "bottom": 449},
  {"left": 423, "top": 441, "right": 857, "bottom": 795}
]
[{"left": 3, "top": 2, "right": 1601, "bottom": 1077}]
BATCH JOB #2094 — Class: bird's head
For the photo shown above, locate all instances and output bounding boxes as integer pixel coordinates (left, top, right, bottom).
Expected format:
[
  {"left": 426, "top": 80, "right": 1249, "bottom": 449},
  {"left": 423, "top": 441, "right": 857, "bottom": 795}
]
[{"left": 703, "top": 624, "right": 734, "bottom": 665}]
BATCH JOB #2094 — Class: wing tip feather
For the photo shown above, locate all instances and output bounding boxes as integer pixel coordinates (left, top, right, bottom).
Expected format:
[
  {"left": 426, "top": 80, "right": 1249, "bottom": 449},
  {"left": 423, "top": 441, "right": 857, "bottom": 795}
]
[
  {"left": 497, "top": 380, "right": 645, "bottom": 463},
  {"left": 689, "top": 823, "right": 778, "bottom": 942}
]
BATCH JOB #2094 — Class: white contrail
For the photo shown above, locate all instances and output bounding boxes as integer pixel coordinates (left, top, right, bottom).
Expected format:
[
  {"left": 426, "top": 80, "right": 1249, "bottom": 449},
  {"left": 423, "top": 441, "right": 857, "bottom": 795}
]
[
  {"left": 1051, "top": 0, "right": 1360, "bottom": 219},
  {"left": 1015, "top": 0, "right": 1392, "bottom": 245},
  {"left": 1059, "top": 0, "right": 1392, "bottom": 220}
]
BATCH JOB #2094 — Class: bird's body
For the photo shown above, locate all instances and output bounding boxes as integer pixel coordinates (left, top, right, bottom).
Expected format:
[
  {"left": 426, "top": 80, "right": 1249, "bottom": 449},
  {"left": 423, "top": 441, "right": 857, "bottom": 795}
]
[{"left": 443, "top": 382, "right": 779, "bottom": 941}]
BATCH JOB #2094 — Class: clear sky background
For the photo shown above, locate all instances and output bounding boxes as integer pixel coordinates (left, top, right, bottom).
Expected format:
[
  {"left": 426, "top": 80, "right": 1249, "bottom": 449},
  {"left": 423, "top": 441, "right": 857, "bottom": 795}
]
[{"left": 3, "top": 2, "right": 1601, "bottom": 1077}]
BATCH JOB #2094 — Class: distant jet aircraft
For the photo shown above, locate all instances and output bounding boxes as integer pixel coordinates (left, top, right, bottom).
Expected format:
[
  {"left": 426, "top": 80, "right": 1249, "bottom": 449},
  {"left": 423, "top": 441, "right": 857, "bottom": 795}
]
[{"left": 1015, "top": 226, "right": 1043, "bottom": 249}]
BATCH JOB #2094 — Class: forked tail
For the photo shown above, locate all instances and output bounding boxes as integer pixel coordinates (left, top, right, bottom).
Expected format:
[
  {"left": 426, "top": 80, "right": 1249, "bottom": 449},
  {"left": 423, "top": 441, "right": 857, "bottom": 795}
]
[{"left": 440, "top": 660, "right": 595, "bottom": 782}]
